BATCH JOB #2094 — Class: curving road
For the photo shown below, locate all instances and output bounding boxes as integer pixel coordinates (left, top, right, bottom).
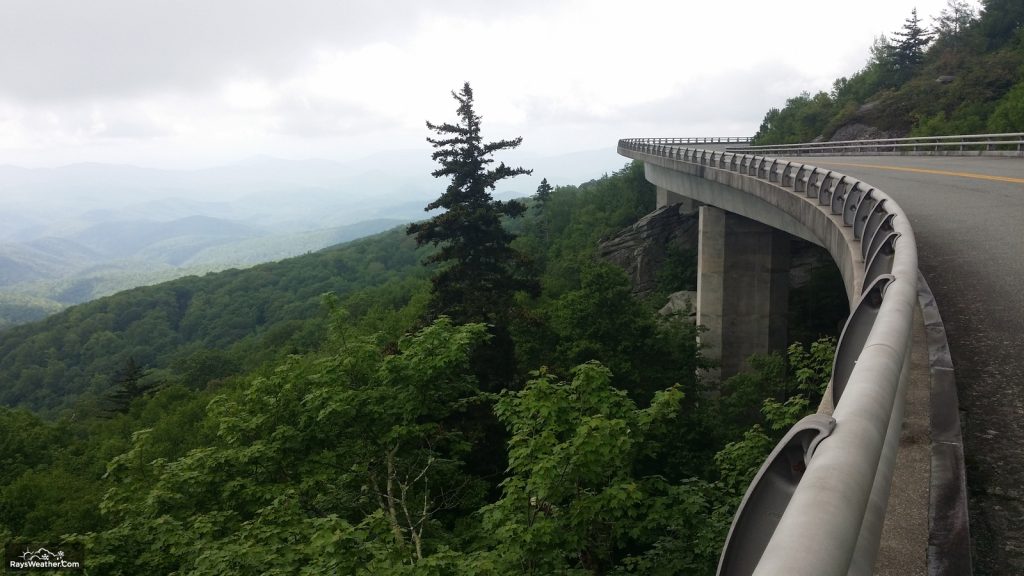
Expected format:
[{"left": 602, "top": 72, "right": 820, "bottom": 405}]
[{"left": 780, "top": 155, "right": 1024, "bottom": 575}]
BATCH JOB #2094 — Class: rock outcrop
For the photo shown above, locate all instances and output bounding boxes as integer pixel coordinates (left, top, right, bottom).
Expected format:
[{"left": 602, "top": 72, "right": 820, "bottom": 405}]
[
  {"left": 597, "top": 203, "right": 698, "bottom": 298},
  {"left": 659, "top": 290, "right": 696, "bottom": 318},
  {"left": 599, "top": 203, "right": 837, "bottom": 303},
  {"left": 829, "top": 122, "right": 898, "bottom": 141}
]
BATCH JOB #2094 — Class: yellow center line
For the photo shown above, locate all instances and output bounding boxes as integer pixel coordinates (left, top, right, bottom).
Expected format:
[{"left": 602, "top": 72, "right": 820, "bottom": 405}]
[{"left": 803, "top": 160, "right": 1024, "bottom": 185}]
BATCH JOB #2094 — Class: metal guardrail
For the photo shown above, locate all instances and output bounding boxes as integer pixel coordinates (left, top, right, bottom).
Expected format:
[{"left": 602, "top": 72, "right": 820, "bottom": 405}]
[
  {"left": 619, "top": 138, "right": 919, "bottom": 576},
  {"left": 635, "top": 136, "right": 754, "bottom": 145},
  {"left": 726, "top": 132, "right": 1024, "bottom": 156}
]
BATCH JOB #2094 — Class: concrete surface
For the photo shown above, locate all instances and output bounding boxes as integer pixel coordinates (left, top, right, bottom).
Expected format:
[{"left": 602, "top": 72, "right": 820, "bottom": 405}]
[
  {"left": 696, "top": 207, "right": 789, "bottom": 379},
  {"left": 875, "top": 303, "right": 931, "bottom": 576}
]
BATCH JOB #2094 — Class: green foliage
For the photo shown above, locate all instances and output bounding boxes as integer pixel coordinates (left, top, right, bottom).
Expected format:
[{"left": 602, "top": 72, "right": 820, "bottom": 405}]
[
  {"left": 979, "top": 0, "right": 1024, "bottom": 49},
  {"left": 712, "top": 338, "right": 836, "bottom": 498},
  {"left": 0, "top": 151, "right": 849, "bottom": 575},
  {"left": 755, "top": 4, "right": 1024, "bottom": 142},
  {"left": 714, "top": 425, "right": 774, "bottom": 498},
  {"left": 656, "top": 245, "right": 698, "bottom": 295},
  {"left": 0, "top": 293, "right": 63, "bottom": 330},
  {"left": 934, "top": 0, "right": 979, "bottom": 42},
  {"left": 0, "top": 384, "right": 215, "bottom": 543},
  {"left": 528, "top": 162, "right": 655, "bottom": 296},
  {"left": 707, "top": 336, "right": 837, "bottom": 548},
  {"left": 0, "top": 226, "right": 429, "bottom": 413},
  {"left": 479, "top": 363, "right": 718, "bottom": 574},
  {"left": 987, "top": 81, "right": 1024, "bottom": 131},
  {"left": 542, "top": 262, "right": 702, "bottom": 401},
  {"left": 89, "top": 318, "right": 491, "bottom": 574},
  {"left": 101, "top": 356, "right": 160, "bottom": 416},
  {"left": 753, "top": 92, "right": 838, "bottom": 145}
]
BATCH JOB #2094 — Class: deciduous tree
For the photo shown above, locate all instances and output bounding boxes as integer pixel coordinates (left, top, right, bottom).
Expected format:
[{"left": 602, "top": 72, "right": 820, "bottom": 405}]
[{"left": 933, "top": 0, "right": 978, "bottom": 40}]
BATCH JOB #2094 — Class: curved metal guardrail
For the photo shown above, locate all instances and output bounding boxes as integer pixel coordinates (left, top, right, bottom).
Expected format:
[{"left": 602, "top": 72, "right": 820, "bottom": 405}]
[
  {"left": 643, "top": 136, "right": 753, "bottom": 145},
  {"left": 618, "top": 138, "right": 920, "bottom": 576},
  {"left": 725, "top": 132, "right": 1024, "bottom": 156}
]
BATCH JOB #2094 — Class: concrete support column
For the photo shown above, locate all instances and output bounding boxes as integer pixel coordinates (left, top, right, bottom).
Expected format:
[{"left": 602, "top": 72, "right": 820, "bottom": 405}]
[
  {"left": 657, "top": 186, "right": 699, "bottom": 213},
  {"left": 697, "top": 206, "right": 790, "bottom": 380}
]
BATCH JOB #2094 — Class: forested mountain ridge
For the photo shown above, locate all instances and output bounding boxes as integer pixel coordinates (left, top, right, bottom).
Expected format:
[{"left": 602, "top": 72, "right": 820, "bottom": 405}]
[
  {"left": 754, "top": 0, "right": 1024, "bottom": 143},
  {"left": 0, "top": 143, "right": 843, "bottom": 573},
  {"left": 0, "top": 160, "right": 671, "bottom": 416},
  {"left": 0, "top": 217, "right": 409, "bottom": 330},
  {"left": 0, "top": 155, "right": 838, "bottom": 574},
  {"left": 0, "top": 224, "right": 428, "bottom": 414},
  {"left": 0, "top": 147, "right": 622, "bottom": 330}
]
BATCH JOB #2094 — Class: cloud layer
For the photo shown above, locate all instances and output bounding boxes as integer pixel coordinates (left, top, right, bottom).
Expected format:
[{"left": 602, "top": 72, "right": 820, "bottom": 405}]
[{"left": 0, "top": 0, "right": 957, "bottom": 168}]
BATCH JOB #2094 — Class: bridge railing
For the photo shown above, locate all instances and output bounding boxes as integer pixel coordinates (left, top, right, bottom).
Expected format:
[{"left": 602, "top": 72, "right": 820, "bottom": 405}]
[
  {"left": 724, "top": 132, "right": 1024, "bottom": 156},
  {"left": 619, "top": 137, "right": 919, "bottom": 576},
  {"left": 640, "top": 136, "right": 754, "bottom": 145}
]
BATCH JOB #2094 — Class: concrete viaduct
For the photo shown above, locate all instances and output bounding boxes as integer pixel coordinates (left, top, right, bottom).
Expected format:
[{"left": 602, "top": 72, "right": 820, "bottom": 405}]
[{"left": 617, "top": 136, "right": 1024, "bottom": 576}]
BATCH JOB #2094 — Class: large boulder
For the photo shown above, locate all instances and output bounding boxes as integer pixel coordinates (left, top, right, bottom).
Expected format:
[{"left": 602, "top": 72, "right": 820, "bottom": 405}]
[{"left": 658, "top": 290, "right": 697, "bottom": 318}]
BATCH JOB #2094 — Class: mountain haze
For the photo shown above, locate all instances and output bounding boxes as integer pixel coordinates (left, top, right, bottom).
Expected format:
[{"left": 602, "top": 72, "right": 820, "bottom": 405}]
[{"left": 0, "top": 147, "right": 624, "bottom": 328}]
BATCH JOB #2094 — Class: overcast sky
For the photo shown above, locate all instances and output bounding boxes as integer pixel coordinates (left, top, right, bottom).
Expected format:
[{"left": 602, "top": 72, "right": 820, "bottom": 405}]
[{"left": 0, "top": 0, "right": 959, "bottom": 169}]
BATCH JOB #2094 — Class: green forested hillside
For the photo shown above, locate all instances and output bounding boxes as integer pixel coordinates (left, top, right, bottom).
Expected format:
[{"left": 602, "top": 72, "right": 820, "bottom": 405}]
[
  {"left": 754, "top": 0, "right": 1024, "bottom": 143},
  {"left": 0, "top": 225, "right": 428, "bottom": 414},
  {"left": 0, "top": 157, "right": 839, "bottom": 574},
  {"left": 0, "top": 217, "right": 409, "bottom": 331}
]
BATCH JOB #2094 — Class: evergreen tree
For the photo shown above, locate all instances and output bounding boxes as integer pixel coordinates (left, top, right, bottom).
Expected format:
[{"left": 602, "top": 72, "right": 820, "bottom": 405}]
[
  {"left": 533, "top": 177, "right": 553, "bottom": 211},
  {"left": 979, "top": 0, "right": 1024, "bottom": 48},
  {"left": 102, "top": 356, "right": 155, "bottom": 415},
  {"left": 532, "top": 177, "right": 555, "bottom": 244},
  {"left": 892, "top": 8, "right": 933, "bottom": 83},
  {"left": 408, "top": 82, "right": 538, "bottom": 327}
]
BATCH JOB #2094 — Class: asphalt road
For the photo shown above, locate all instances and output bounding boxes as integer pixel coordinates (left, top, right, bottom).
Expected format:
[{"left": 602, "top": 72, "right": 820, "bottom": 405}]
[{"left": 783, "top": 155, "right": 1024, "bottom": 575}]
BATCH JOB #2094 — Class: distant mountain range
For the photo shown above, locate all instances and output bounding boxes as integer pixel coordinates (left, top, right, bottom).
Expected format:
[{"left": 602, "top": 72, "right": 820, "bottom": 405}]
[{"left": 0, "top": 147, "right": 625, "bottom": 328}]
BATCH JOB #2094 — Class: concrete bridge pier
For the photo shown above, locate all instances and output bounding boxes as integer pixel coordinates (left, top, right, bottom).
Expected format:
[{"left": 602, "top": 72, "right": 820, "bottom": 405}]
[
  {"left": 696, "top": 205, "right": 790, "bottom": 379},
  {"left": 657, "top": 186, "right": 699, "bottom": 214}
]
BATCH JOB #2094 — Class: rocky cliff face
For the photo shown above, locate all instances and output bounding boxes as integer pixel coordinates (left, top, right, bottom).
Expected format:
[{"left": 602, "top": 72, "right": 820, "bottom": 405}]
[
  {"left": 596, "top": 204, "right": 698, "bottom": 299},
  {"left": 598, "top": 202, "right": 837, "bottom": 299},
  {"left": 599, "top": 202, "right": 848, "bottom": 347},
  {"left": 829, "top": 122, "right": 900, "bottom": 141}
]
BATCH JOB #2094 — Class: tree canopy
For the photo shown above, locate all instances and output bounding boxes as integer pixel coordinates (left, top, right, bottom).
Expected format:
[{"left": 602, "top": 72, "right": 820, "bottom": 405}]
[{"left": 0, "top": 154, "right": 848, "bottom": 574}]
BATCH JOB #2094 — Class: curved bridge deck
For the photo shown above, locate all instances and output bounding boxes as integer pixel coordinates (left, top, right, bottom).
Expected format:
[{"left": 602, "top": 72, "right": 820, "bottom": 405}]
[
  {"left": 622, "top": 140, "right": 1023, "bottom": 575},
  {"left": 779, "top": 154, "right": 1024, "bottom": 575}
]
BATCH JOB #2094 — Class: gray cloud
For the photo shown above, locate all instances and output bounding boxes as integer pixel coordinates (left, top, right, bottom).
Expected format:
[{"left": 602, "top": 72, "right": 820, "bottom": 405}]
[
  {"left": 0, "top": 0, "right": 945, "bottom": 169},
  {"left": 0, "top": 0, "right": 549, "bottom": 102}
]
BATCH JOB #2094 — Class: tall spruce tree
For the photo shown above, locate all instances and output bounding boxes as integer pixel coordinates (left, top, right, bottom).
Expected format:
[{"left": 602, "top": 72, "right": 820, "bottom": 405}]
[
  {"left": 979, "top": 0, "right": 1024, "bottom": 48},
  {"left": 533, "top": 177, "right": 553, "bottom": 211},
  {"left": 892, "top": 8, "right": 933, "bottom": 83},
  {"left": 408, "top": 82, "right": 538, "bottom": 327},
  {"left": 102, "top": 356, "right": 154, "bottom": 415}
]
